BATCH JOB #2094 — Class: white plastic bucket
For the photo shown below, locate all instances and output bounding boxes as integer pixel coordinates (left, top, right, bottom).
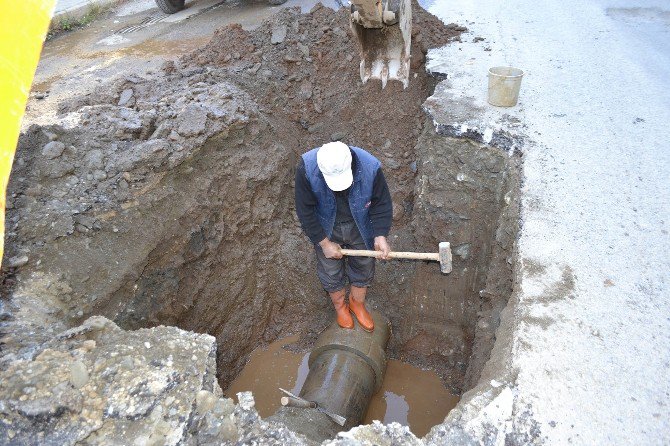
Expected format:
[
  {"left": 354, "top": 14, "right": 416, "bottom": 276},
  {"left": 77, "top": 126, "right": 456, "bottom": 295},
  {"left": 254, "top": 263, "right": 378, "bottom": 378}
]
[{"left": 487, "top": 66, "right": 524, "bottom": 107}]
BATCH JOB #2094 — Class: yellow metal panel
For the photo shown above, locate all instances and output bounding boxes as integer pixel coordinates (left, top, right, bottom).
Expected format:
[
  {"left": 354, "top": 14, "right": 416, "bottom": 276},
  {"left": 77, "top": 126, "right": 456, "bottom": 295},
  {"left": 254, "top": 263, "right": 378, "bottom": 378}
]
[{"left": 0, "top": 0, "right": 55, "bottom": 265}]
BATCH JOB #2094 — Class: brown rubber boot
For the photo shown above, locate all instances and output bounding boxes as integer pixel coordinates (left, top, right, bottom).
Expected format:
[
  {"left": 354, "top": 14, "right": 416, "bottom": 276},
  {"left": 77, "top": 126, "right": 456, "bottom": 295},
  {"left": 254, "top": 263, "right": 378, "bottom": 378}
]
[
  {"left": 349, "top": 286, "right": 374, "bottom": 332},
  {"left": 329, "top": 289, "right": 354, "bottom": 329}
]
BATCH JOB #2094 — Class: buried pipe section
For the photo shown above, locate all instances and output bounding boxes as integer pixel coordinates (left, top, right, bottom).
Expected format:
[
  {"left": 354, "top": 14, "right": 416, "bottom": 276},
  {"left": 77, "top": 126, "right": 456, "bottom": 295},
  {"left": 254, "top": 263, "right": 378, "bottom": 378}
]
[{"left": 269, "top": 310, "right": 391, "bottom": 442}]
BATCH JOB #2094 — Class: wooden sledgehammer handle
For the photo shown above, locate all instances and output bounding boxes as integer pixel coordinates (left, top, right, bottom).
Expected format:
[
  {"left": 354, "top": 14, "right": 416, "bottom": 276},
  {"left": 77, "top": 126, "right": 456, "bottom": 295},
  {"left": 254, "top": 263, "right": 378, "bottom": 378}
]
[
  {"left": 281, "top": 396, "right": 317, "bottom": 409},
  {"left": 339, "top": 249, "right": 439, "bottom": 261},
  {"left": 279, "top": 388, "right": 347, "bottom": 426}
]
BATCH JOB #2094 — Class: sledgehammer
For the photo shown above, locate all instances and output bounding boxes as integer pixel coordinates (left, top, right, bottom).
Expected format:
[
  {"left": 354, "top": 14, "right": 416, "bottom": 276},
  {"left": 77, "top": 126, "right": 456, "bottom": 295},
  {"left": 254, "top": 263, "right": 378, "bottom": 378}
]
[{"left": 340, "top": 242, "right": 453, "bottom": 274}]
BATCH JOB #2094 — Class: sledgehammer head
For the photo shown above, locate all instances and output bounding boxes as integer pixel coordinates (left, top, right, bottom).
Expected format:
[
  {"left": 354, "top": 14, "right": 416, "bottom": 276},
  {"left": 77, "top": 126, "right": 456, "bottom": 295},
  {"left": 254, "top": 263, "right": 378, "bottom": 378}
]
[{"left": 439, "top": 242, "right": 452, "bottom": 274}]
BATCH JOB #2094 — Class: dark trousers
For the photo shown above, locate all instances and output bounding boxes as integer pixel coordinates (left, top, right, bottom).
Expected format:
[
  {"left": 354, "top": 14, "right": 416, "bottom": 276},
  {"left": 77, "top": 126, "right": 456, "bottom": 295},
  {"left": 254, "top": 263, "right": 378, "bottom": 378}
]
[{"left": 314, "top": 221, "right": 375, "bottom": 292}]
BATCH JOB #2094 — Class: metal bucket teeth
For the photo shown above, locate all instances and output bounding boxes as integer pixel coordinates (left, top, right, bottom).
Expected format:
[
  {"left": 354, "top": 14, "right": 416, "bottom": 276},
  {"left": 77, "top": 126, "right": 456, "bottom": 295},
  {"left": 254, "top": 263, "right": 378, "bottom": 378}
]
[{"left": 351, "top": 0, "right": 412, "bottom": 88}]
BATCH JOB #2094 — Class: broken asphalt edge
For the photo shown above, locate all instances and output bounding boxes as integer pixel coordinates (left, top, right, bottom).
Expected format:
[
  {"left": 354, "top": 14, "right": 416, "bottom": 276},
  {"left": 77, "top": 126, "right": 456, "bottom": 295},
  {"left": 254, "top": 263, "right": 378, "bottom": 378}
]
[{"left": 51, "top": 0, "right": 127, "bottom": 27}]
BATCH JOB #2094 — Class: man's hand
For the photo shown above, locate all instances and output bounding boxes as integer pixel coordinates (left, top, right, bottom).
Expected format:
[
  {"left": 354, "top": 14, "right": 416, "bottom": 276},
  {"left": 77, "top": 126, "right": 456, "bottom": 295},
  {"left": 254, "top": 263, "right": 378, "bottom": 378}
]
[
  {"left": 374, "top": 236, "right": 391, "bottom": 260},
  {"left": 319, "top": 238, "right": 343, "bottom": 259}
]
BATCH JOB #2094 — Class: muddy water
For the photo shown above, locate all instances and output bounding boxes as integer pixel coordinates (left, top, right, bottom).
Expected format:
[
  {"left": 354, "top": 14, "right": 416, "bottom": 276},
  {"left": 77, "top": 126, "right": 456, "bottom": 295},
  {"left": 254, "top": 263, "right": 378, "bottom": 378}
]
[
  {"left": 363, "top": 360, "right": 460, "bottom": 437},
  {"left": 224, "top": 336, "right": 310, "bottom": 417},
  {"left": 225, "top": 336, "right": 459, "bottom": 437}
]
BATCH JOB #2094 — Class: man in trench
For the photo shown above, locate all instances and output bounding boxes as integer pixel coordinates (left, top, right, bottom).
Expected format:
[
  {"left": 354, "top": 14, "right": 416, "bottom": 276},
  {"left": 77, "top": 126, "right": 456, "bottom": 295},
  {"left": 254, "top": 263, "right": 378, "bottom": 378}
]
[{"left": 295, "top": 141, "right": 393, "bottom": 332}]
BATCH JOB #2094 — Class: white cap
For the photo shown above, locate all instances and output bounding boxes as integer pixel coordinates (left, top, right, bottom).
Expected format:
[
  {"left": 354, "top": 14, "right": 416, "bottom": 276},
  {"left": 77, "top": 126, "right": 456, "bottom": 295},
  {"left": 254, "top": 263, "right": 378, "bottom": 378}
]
[{"left": 317, "top": 141, "right": 353, "bottom": 191}]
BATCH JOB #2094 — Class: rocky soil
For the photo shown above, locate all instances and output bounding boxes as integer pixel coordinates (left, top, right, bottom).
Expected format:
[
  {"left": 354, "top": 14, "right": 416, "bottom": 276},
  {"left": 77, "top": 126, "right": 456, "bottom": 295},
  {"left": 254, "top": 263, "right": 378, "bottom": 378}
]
[
  {"left": 0, "top": 2, "right": 520, "bottom": 444},
  {"left": 0, "top": 316, "right": 309, "bottom": 445}
]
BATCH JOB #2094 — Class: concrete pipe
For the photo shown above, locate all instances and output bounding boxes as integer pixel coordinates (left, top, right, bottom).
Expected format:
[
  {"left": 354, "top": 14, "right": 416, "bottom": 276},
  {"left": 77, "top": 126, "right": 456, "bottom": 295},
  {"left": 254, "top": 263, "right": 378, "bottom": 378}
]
[
  {"left": 308, "top": 309, "right": 390, "bottom": 393},
  {"left": 269, "top": 310, "right": 391, "bottom": 443}
]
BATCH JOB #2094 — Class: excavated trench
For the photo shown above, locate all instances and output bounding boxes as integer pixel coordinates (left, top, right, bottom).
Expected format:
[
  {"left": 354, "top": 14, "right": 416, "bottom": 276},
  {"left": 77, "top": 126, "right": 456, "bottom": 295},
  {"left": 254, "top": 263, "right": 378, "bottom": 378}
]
[{"left": 3, "top": 2, "right": 520, "bottom": 441}]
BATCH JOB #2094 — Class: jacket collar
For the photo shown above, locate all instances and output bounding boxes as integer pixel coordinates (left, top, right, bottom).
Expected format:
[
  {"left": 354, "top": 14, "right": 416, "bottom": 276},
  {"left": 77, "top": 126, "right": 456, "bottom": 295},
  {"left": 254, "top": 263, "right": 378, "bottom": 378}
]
[{"left": 349, "top": 146, "right": 361, "bottom": 184}]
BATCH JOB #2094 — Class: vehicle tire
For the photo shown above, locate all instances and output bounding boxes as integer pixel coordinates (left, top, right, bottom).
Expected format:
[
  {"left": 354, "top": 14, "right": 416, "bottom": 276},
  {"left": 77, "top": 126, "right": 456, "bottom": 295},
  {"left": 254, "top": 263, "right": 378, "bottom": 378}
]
[
  {"left": 155, "top": 0, "right": 185, "bottom": 14},
  {"left": 268, "top": 0, "right": 288, "bottom": 5}
]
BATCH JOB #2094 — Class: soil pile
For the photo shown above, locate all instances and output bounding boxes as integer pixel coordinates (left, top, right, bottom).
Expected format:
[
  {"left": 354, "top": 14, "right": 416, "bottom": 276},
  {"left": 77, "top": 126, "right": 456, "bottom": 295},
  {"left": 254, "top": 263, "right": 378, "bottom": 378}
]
[
  {"left": 0, "top": 3, "right": 524, "bottom": 444},
  {"left": 183, "top": 3, "right": 461, "bottom": 222},
  {"left": 4, "top": 1, "right": 475, "bottom": 392},
  {"left": 1, "top": 0, "right": 523, "bottom": 428}
]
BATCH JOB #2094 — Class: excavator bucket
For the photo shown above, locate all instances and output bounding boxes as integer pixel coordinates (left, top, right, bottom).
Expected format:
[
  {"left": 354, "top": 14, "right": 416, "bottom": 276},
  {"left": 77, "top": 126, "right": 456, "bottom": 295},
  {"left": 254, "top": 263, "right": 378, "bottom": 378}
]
[{"left": 350, "top": 0, "right": 412, "bottom": 88}]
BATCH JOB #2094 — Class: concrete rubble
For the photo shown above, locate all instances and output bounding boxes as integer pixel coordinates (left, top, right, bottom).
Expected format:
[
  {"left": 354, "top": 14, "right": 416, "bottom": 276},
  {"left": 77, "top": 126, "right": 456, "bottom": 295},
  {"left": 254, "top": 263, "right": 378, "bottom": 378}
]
[{"left": 0, "top": 316, "right": 308, "bottom": 445}]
